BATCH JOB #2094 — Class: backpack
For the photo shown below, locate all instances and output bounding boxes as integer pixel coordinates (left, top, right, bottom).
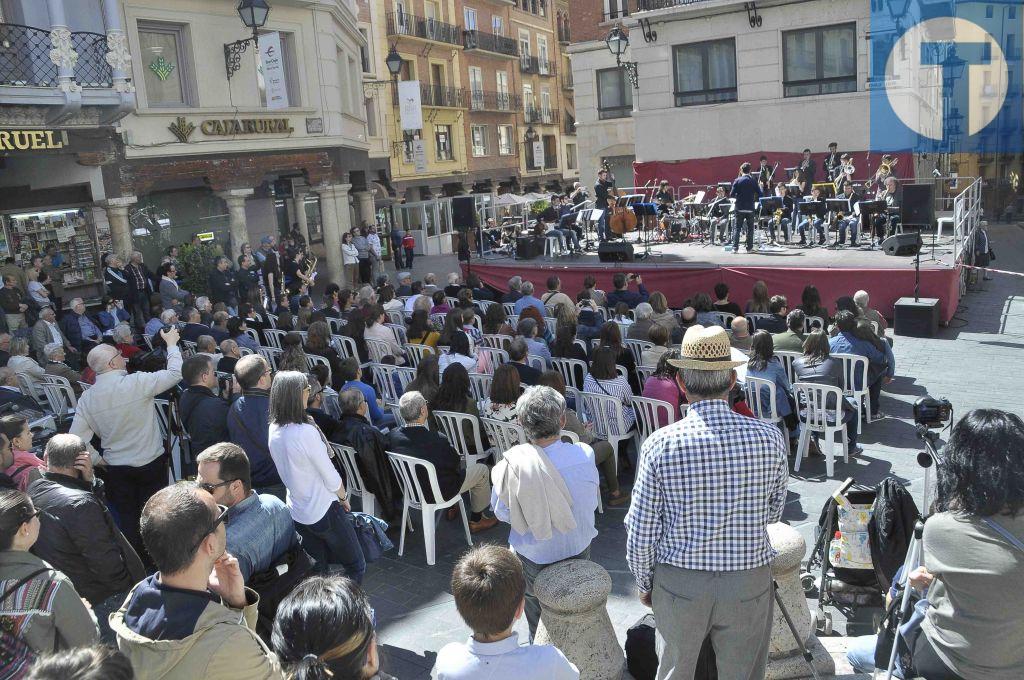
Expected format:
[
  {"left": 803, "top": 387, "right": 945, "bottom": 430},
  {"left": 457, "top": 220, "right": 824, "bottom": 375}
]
[
  {"left": 248, "top": 543, "right": 316, "bottom": 641},
  {"left": 868, "top": 479, "right": 920, "bottom": 590},
  {"left": 0, "top": 568, "right": 52, "bottom": 679}
]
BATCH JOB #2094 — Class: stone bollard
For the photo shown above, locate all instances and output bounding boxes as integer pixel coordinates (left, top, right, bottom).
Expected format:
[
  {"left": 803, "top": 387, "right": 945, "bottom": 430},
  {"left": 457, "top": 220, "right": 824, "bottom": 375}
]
[
  {"left": 766, "top": 522, "right": 835, "bottom": 679},
  {"left": 534, "top": 559, "right": 625, "bottom": 680}
]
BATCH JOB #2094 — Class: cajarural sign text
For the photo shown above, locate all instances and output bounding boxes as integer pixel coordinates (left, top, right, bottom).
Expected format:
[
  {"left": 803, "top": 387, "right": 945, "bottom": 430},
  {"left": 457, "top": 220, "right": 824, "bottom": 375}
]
[{"left": 200, "top": 118, "right": 294, "bottom": 136}]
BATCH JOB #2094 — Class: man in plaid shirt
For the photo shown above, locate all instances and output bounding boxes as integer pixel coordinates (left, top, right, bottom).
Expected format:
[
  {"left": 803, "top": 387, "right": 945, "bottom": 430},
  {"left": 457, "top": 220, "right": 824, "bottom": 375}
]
[{"left": 625, "top": 325, "right": 788, "bottom": 679}]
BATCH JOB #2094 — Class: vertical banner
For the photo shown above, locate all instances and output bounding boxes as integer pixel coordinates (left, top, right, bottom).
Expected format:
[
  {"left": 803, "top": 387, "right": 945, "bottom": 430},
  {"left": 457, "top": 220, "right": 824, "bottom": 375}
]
[
  {"left": 259, "top": 32, "right": 288, "bottom": 110},
  {"left": 398, "top": 80, "right": 423, "bottom": 131},
  {"left": 532, "top": 140, "right": 545, "bottom": 169},
  {"left": 412, "top": 140, "right": 427, "bottom": 173}
]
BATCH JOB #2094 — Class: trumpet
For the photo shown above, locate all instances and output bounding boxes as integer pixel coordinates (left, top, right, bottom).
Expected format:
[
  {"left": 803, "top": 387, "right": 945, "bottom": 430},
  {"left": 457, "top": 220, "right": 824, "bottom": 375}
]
[{"left": 300, "top": 254, "right": 318, "bottom": 291}]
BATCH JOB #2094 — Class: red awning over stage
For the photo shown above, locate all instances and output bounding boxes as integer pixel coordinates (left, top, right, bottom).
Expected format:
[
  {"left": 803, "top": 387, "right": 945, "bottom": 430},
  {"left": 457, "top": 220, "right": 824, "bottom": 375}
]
[
  {"left": 632, "top": 151, "right": 915, "bottom": 190},
  {"left": 468, "top": 261, "right": 961, "bottom": 325}
]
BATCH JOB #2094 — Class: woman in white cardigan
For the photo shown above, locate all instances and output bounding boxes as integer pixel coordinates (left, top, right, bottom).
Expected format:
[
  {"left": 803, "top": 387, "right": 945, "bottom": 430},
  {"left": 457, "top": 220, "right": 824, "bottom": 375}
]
[{"left": 341, "top": 231, "right": 359, "bottom": 289}]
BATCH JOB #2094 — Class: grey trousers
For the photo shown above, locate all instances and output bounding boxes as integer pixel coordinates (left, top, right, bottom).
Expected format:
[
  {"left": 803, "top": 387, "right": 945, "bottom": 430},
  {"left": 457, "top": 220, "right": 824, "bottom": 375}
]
[
  {"left": 519, "top": 545, "right": 591, "bottom": 641},
  {"left": 653, "top": 563, "right": 773, "bottom": 680}
]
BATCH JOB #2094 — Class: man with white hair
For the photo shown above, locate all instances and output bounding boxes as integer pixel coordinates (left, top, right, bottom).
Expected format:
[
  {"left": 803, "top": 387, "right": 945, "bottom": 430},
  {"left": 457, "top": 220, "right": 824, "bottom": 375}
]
[
  {"left": 513, "top": 280, "right": 546, "bottom": 318},
  {"left": 422, "top": 272, "right": 438, "bottom": 295},
  {"left": 502, "top": 276, "right": 524, "bottom": 303},
  {"left": 59, "top": 297, "right": 102, "bottom": 353},
  {"left": 627, "top": 302, "right": 656, "bottom": 341},
  {"left": 217, "top": 339, "right": 241, "bottom": 374},
  {"left": 195, "top": 295, "right": 213, "bottom": 326},
  {"left": 491, "top": 385, "right": 599, "bottom": 639},
  {"left": 196, "top": 335, "right": 222, "bottom": 364},
  {"left": 42, "top": 342, "right": 82, "bottom": 390},
  {"left": 32, "top": 306, "right": 75, "bottom": 362},
  {"left": 444, "top": 272, "right": 463, "bottom": 298},
  {"left": 124, "top": 250, "right": 154, "bottom": 331},
  {"left": 395, "top": 272, "right": 413, "bottom": 297},
  {"left": 69, "top": 326, "right": 183, "bottom": 557},
  {"left": 853, "top": 290, "right": 888, "bottom": 339},
  {"left": 146, "top": 308, "right": 178, "bottom": 341}
]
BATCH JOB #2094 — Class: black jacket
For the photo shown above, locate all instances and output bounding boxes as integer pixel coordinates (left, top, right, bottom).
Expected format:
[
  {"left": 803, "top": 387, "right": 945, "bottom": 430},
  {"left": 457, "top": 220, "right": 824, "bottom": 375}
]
[
  {"left": 28, "top": 472, "right": 145, "bottom": 604},
  {"left": 869, "top": 478, "right": 920, "bottom": 590},
  {"left": 179, "top": 385, "right": 230, "bottom": 455},
  {"left": 181, "top": 322, "right": 214, "bottom": 344},
  {"left": 755, "top": 314, "right": 787, "bottom": 334},
  {"left": 385, "top": 425, "right": 464, "bottom": 502},
  {"left": 103, "top": 267, "right": 130, "bottom": 300},
  {"left": 512, "top": 361, "right": 542, "bottom": 386},
  {"left": 207, "top": 268, "right": 239, "bottom": 307},
  {"left": 331, "top": 413, "right": 400, "bottom": 520}
]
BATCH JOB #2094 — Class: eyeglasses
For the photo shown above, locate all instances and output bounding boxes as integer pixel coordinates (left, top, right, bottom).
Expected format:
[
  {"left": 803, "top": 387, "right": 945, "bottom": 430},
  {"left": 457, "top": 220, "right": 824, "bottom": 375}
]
[
  {"left": 190, "top": 504, "right": 230, "bottom": 554},
  {"left": 198, "top": 479, "right": 236, "bottom": 495},
  {"left": 22, "top": 508, "right": 42, "bottom": 523}
]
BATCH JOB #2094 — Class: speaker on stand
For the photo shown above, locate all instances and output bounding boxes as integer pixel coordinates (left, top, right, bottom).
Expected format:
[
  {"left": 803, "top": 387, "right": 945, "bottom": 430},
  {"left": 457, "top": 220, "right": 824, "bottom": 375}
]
[{"left": 598, "top": 241, "right": 635, "bottom": 262}]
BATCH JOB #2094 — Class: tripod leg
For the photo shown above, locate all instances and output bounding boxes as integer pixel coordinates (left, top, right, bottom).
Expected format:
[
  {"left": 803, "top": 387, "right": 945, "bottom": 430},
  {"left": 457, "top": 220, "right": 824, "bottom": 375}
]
[{"left": 772, "top": 580, "right": 822, "bottom": 680}]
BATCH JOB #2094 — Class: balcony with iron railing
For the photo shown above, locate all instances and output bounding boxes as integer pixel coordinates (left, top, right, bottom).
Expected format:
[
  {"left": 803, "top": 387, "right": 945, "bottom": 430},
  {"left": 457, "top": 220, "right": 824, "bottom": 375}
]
[
  {"left": 564, "top": 114, "right": 576, "bottom": 135},
  {"left": 463, "top": 29, "right": 518, "bottom": 58},
  {"left": 394, "top": 81, "right": 466, "bottom": 108},
  {"left": 0, "top": 24, "right": 113, "bottom": 88},
  {"left": 519, "top": 55, "right": 555, "bottom": 76},
  {"left": 602, "top": 0, "right": 712, "bottom": 20},
  {"left": 524, "top": 106, "right": 559, "bottom": 125},
  {"left": 386, "top": 12, "right": 462, "bottom": 46},
  {"left": 468, "top": 90, "right": 522, "bottom": 112}
]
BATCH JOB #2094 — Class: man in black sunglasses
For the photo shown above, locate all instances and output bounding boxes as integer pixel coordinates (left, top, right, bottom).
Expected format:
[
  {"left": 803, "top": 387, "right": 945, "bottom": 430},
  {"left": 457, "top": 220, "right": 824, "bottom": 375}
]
[{"left": 110, "top": 484, "right": 281, "bottom": 678}]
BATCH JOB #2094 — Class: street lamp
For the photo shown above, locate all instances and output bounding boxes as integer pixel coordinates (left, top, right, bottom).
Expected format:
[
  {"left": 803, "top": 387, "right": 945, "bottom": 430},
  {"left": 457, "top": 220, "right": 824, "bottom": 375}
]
[
  {"left": 224, "top": 0, "right": 272, "bottom": 80},
  {"left": 524, "top": 125, "right": 537, "bottom": 143},
  {"left": 385, "top": 45, "right": 403, "bottom": 78},
  {"left": 364, "top": 44, "right": 404, "bottom": 100},
  {"left": 605, "top": 26, "right": 638, "bottom": 89}
]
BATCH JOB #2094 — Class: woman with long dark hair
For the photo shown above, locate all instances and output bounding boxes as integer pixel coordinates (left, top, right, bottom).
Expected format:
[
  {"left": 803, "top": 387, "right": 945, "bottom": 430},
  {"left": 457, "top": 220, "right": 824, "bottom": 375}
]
[
  {"left": 406, "top": 309, "right": 440, "bottom": 348},
  {"left": 278, "top": 332, "right": 310, "bottom": 373},
  {"left": 598, "top": 321, "right": 639, "bottom": 393},
  {"left": 340, "top": 307, "right": 369, "bottom": 363},
  {"left": 305, "top": 321, "right": 343, "bottom": 389},
  {"left": 551, "top": 320, "right": 586, "bottom": 361},
  {"left": 405, "top": 353, "right": 440, "bottom": 403},
  {"left": 438, "top": 331, "right": 480, "bottom": 375},
  {"left": 480, "top": 364, "right": 521, "bottom": 422},
  {"left": 798, "top": 284, "right": 830, "bottom": 323},
  {"left": 272, "top": 575, "right": 391, "bottom": 680},
  {"left": 583, "top": 346, "right": 635, "bottom": 434},
  {"left": 268, "top": 371, "right": 365, "bottom": 582},
  {"left": 745, "top": 280, "right": 771, "bottom": 314},
  {"left": 792, "top": 330, "right": 859, "bottom": 453},
  {"left": 431, "top": 363, "right": 489, "bottom": 452},
  {"left": 482, "top": 303, "right": 514, "bottom": 336},
  {"left": 745, "top": 331, "right": 798, "bottom": 440}
]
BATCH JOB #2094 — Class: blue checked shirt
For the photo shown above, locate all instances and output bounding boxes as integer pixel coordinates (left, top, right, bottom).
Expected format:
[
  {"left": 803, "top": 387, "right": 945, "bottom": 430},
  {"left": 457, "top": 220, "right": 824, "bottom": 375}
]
[{"left": 625, "top": 399, "right": 789, "bottom": 592}]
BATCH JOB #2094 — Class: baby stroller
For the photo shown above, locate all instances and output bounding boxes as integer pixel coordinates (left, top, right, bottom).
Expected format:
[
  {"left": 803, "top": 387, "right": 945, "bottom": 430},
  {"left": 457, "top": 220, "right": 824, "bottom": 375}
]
[{"left": 804, "top": 478, "right": 881, "bottom": 634}]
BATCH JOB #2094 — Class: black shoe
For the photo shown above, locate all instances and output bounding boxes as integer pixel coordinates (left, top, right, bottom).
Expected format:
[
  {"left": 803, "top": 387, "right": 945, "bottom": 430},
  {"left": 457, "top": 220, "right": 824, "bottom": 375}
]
[
  {"left": 818, "top": 238, "right": 826, "bottom": 245},
  {"left": 798, "top": 239, "right": 807, "bottom": 246}
]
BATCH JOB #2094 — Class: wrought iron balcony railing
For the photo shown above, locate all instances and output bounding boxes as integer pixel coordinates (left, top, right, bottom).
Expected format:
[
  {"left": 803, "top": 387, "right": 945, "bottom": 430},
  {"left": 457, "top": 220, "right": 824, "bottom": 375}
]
[
  {"left": 468, "top": 90, "right": 522, "bottom": 112},
  {"left": 524, "top": 106, "right": 559, "bottom": 125},
  {"left": 463, "top": 29, "right": 518, "bottom": 57},
  {"left": 0, "top": 24, "right": 57, "bottom": 87},
  {"left": 386, "top": 12, "right": 462, "bottom": 46},
  {"left": 393, "top": 82, "right": 466, "bottom": 108},
  {"left": 519, "top": 55, "right": 555, "bottom": 76},
  {"left": 71, "top": 31, "right": 113, "bottom": 87}
]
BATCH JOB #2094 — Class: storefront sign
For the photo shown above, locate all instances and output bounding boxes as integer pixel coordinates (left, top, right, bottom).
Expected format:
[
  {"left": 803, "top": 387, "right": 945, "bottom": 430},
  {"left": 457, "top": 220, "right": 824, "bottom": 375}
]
[
  {"left": 412, "top": 140, "right": 427, "bottom": 173},
  {"left": 196, "top": 232, "right": 216, "bottom": 242},
  {"left": 0, "top": 129, "right": 67, "bottom": 151},
  {"left": 259, "top": 32, "right": 289, "bottom": 111},
  {"left": 305, "top": 117, "right": 324, "bottom": 134},
  {"left": 398, "top": 80, "right": 423, "bottom": 131},
  {"left": 199, "top": 118, "right": 294, "bottom": 136}
]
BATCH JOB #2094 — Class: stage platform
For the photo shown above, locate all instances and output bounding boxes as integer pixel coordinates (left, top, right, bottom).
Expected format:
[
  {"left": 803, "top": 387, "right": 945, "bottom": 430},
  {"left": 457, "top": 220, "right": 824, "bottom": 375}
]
[{"left": 466, "top": 234, "right": 963, "bottom": 324}]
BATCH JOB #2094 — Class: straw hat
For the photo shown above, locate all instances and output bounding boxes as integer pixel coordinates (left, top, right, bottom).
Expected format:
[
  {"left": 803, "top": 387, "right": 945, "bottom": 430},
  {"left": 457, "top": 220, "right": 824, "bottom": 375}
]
[{"left": 668, "top": 325, "right": 747, "bottom": 371}]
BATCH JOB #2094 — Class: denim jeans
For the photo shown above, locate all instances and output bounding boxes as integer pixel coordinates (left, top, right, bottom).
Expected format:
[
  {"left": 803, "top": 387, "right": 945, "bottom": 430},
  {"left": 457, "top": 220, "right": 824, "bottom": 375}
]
[
  {"left": 798, "top": 217, "right": 825, "bottom": 243},
  {"left": 732, "top": 211, "right": 756, "bottom": 251},
  {"left": 297, "top": 501, "right": 366, "bottom": 583},
  {"left": 838, "top": 217, "right": 858, "bottom": 245},
  {"left": 768, "top": 218, "right": 790, "bottom": 242},
  {"left": 846, "top": 633, "right": 899, "bottom": 677},
  {"left": 597, "top": 209, "right": 610, "bottom": 241}
]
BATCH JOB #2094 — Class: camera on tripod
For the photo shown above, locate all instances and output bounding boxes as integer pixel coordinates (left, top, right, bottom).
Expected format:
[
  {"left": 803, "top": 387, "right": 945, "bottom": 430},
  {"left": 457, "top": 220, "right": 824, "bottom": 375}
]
[{"left": 913, "top": 396, "right": 952, "bottom": 430}]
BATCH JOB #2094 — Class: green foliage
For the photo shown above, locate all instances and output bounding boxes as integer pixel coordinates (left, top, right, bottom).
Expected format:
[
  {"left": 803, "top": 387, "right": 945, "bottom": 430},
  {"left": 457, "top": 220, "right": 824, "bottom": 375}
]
[
  {"left": 179, "top": 242, "right": 222, "bottom": 298},
  {"left": 529, "top": 199, "right": 550, "bottom": 217}
]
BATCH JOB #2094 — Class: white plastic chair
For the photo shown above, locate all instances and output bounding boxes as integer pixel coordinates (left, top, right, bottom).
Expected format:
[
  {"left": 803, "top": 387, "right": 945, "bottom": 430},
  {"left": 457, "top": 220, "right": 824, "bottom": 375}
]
[
  {"left": 805, "top": 315, "right": 827, "bottom": 332},
  {"left": 744, "top": 375, "right": 791, "bottom": 441},
  {"left": 624, "top": 339, "right": 653, "bottom": 367},
  {"left": 385, "top": 310, "right": 405, "bottom": 326},
  {"left": 543, "top": 317, "right": 558, "bottom": 337},
  {"left": 482, "top": 334, "right": 513, "bottom": 350},
  {"left": 370, "top": 363, "right": 402, "bottom": 406},
  {"left": 832, "top": 353, "right": 871, "bottom": 433},
  {"left": 403, "top": 343, "right": 435, "bottom": 368},
  {"left": 635, "top": 365, "right": 656, "bottom": 386},
  {"left": 745, "top": 313, "right": 773, "bottom": 331},
  {"left": 712, "top": 311, "right": 736, "bottom": 328},
  {"left": 579, "top": 391, "right": 635, "bottom": 474},
  {"left": 243, "top": 328, "right": 260, "bottom": 345},
  {"left": 630, "top": 395, "right": 675, "bottom": 448},
  {"left": 526, "top": 354, "right": 545, "bottom": 372},
  {"left": 775, "top": 351, "right": 801, "bottom": 384},
  {"left": 386, "top": 323, "right": 409, "bottom": 346},
  {"left": 390, "top": 403, "right": 407, "bottom": 428},
  {"left": 480, "top": 417, "right": 526, "bottom": 462},
  {"left": 387, "top": 451, "right": 472, "bottom": 566},
  {"left": 330, "top": 444, "right": 378, "bottom": 517},
  {"left": 257, "top": 346, "right": 282, "bottom": 371},
  {"left": 327, "top": 317, "right": 347, "bottom": 334},
  {"left": 468, "top": 372, "right": 493, "bottom": 403},
  {"left": 502, "top": 303, "right": 516, "bottom": 317},
  {"left": 445, "top": 297, "right": 460, "bottom": 308},
  {"left": 366, "top": 338, "right": 392, "bottom": 364},
  {"left": 237, "top": 347, "right": 254, "bottom": 356},
  {"left": 15, "top": 373, "right": 45, "bottom": 405},
  {"left": 477, "top": 300, "right": 496, "bottom": 313},
  {"left": 551, "top": 357, "right": 587, "bottom": 390},
  {"left": 477, "top": 346, "right": 509, "bottom": 372},
  {"left": 306, "top": 355, "right": 332, "bottom": 386},
  {"left": 265, "top": 312, "right": 278, "bottom": 329},
  {"left": 793, "top": 382, "right": 849, "bottom": 478},
  {"left": 263, "top": 329, "right": 286, "bottom": 350},
  {"left": 78, "top": 381, "right": 92, "bottom": 392},
  {"left": 39, "top": 377, "right": 77, "bottom": 423},
  {"left": 432, "top": 410, "right": 489, "bottom": 467}
]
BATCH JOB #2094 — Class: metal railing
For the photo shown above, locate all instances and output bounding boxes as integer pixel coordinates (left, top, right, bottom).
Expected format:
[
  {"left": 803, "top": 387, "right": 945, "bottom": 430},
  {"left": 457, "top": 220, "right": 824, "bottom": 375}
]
[
  {"left": 71, "top": 31, "right": 113, "bottom": 87},
  {"left": 519, "top": 55, "right": 555, "bottom": 76},
  {"left": 0, "top": 24, "right": 57, "bottom": 87},
  {"left": 463, "top": 29, "right": 518, "bottom": 57},
  {"left": 421, "top": 83, "right": 465, "bottom": 108},
  {"left": 564, "top": 115, "right": 576, "bottom": 135},
  {"left": 386, "top": 12, "right": 462, "bottom": 46},
  {"left": 524, "top": 106, "right": 559, "bottom": 125},
  {"left": 468, "top": 90, "right": 521, "bottom": 112}
]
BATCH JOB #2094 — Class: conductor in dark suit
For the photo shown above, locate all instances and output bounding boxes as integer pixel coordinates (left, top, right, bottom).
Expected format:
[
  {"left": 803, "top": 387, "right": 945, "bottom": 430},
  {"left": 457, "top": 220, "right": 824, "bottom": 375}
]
[
  {"left": 385, "top": 391, "right": 496, "bottom": 532},
  {"left": 729, "top": 162, "right": 762, "bottom": 253}
]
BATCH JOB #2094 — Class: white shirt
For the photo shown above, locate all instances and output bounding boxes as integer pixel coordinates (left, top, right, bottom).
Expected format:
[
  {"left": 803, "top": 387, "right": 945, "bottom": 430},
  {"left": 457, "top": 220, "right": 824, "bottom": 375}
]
[
  {"left": 70, "top": 346, "right": 183, "bottom": 466},
  {"left": 342, "top": 243, "right": 359, "bottom": 265},
  {"left": 268, "top": 422, "right": 342, "bottom": 525},
  {"left": 45, "top": 321, "right": 62, "bottom": 345},
  {"left": 404, "top": 294, "right": 425, "bottom": 313},
  {"left": 435, "top": 632, "right": 579, "bottom": 680}
]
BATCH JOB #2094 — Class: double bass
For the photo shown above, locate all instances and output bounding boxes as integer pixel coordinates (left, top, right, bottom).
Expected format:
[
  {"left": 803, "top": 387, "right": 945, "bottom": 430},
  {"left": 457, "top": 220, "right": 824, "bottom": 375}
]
[{"left": 603, "top": 162, "right": 636, "bottom": 235}]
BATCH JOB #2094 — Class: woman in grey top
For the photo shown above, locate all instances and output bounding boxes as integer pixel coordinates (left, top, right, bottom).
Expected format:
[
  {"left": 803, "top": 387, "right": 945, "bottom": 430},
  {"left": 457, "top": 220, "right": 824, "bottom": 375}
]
[
  {"left": 352, "top": 227, "right": 371, "bottom": 286},
  {"left": 912, "top": 409, "right": 1024, "bottom": 679}
]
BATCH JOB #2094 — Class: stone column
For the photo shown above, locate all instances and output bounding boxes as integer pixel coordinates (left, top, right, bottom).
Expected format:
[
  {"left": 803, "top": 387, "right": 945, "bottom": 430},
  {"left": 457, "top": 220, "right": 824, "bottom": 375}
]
[
  {"left": 353, "top": 190, "right": 376, "bottom": 228},
  {"left": 534, "top": 560, "right": 624, "bottom": 680},
  {"left": 100, "top": 196, "right": 138, "bottom": 258},
  {"left": 316, "top": 183, "right": 352, "bottom": 286},
  {"left": 292, "top": 190, "right": 310, "bottom": 244},
  {"left": 766, "top": 523, "right": 835, "bottom": 679},
  {"left": 215, "top": 188, "right": 254, "bottom": 259}
]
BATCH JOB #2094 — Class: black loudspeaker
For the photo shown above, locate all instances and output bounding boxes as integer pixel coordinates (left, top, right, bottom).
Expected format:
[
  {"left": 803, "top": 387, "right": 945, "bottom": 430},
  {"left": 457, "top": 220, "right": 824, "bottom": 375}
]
[
  {"left": 515, "top": 236, "right": 543, "bottom": 260},
  {"left": 881, "top": 232, "right": 922, "bottom": 256},
  {"left": 894, "top": 296, "right": 940, "bottom": 337},
  {"left": 598, "top": 241, "right": 634, "bottom": 262},
  {"left": 451, "top": 196, "right": 476, "bottom": 230},
  {"left": 900, "top": 184, "right": 934, "bottom": 227}
]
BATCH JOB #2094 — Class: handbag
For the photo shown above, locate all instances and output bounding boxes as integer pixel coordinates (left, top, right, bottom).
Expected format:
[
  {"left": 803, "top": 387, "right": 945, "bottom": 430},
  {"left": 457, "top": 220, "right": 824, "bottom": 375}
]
[{"left": 351, "top": 511, "right": 393, "bottom": 563}]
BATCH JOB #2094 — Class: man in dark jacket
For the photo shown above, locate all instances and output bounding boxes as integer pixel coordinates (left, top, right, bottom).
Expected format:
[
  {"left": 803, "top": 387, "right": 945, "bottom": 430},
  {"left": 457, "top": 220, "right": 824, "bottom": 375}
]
[
  {"left": 605, "top": 272, "right": 650, "bottom": 309},
  {"left": 386, "top": 391, "right": 496, "bottom": 532},
  {"left": 28, "top": 433, "right": 146, "bottom": 640},
  {"left": 207, "top": 256, "right": 239, "bottom": 312},
  {"left": 729, "top": 161, "right": 762, "bottom": 253},
  {"left": 179, "top": 355, "right": 229, "bottom": 460},
  {"left": 227, "top": 355, "right": 283, "bottom": 498},
  {"left": 59, "top": 297, "right": 102, "bottom": 353},
  {"left": 124, "top": 251, "right": 155, "bottom": 332},
  {"left": 755, "top": 295, "right": 789, "bottom": 334},
  {"left": 103, "top": 254, "right": 131, "bottom": 301},
  {"left": 331, "top": 387, "right": 400, "bottom": 522},
  {"left": 180, "top": 307, "right": 214, "bottom": 344},
  {"left": 501, "top": 276, "right": 523, "bottom": 303}
]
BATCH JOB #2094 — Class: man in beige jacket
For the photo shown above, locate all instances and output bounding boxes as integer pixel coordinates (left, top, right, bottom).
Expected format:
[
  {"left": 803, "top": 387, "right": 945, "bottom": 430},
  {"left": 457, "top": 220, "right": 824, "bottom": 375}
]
[{"left": 110, "top": 484, "right": 282, "bottom": 679}]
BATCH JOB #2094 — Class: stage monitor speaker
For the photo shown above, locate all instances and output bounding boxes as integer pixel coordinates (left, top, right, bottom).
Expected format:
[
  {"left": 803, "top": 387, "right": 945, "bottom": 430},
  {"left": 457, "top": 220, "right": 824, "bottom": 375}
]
[
  {"left": 894, "top": 296, "right": 939, "bottom": 338},
  {"left": 881, "top": 232, "right": 922, "bottom": 256},
  {"left": 451, "top": 196, "right": 477, "bottom": 230},
  {"left": 900, "top": 183, "right": 934, "bottom": 227},
  {"left": 515, "top": 236, "right": 543, "bottom": 260},
  {"left": 598, "top": 241, "right": 634, "bottom": 263}
]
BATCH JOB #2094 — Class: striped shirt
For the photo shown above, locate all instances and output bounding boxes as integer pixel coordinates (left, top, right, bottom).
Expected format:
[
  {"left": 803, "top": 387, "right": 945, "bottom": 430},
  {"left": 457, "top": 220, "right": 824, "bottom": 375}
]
[{"left": 625, "top": 399, "right": 788, "bottom": 592}]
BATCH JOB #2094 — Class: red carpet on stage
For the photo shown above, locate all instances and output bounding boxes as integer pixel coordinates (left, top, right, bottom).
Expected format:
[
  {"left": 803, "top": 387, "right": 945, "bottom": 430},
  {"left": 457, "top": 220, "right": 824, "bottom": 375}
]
[{"left": 468, "top": 262, "right": 961, "bottom": 325}]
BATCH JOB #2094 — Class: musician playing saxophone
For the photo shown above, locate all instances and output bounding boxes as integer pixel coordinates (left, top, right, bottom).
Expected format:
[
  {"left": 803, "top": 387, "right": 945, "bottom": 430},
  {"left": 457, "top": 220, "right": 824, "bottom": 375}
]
[
  {"left": 707, "top": 185, "right": 730, "bottom": 245},
  {"left": 769, "top": 182, "right": 794, "bottom": 244},
  {"left": 873, "top": 176, "right": 901, "bottom": 247},
  {"left": 823, "top": 142, "right": 840, "bottom": 181},
  {"left": 797, "top": 148, "right": 816, "bottom": 194},
  {"left": 837, "top": 182, "right": 862, "bottom": 247}
]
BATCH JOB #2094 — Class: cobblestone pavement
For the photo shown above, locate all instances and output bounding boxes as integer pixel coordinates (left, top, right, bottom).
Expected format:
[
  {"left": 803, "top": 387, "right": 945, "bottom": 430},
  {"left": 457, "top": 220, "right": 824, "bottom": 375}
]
[{"left": 367, "top": 224, "right": 1024, "bottom": 678}]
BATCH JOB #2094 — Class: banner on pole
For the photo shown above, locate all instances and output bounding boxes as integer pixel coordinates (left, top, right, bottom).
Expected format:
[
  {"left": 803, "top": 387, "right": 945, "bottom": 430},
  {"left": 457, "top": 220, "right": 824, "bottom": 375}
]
[
  {"left": 398, "top": 80, "right": 423, "bottom": 131},
  {"left": 259, "top": 32, "right": 288, "bottom": 110}
]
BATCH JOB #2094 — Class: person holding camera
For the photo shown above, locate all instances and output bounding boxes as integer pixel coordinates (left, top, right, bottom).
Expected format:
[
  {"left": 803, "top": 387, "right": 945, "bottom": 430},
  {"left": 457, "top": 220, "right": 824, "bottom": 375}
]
[{"left": 606, "top": 272, "right": 649, "bottom": 310}]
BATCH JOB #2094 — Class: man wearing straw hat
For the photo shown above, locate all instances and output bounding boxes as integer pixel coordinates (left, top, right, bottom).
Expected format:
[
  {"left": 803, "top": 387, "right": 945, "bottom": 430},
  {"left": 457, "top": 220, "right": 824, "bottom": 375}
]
[{"left": 625, "top": 325, "right": 789, "bottom": 679}]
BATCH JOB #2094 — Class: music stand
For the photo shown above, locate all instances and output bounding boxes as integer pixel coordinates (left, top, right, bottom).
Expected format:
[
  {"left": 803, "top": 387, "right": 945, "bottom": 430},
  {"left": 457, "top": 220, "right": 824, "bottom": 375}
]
[
  {"left": 825, "top": 198, "right": 852, "bottom": 247},
  {"left": 855, "top": 199, "right": 886, "bottom": 250},
  {"left": 797, "top": 199, "right": 827, "bottom": 248}
]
